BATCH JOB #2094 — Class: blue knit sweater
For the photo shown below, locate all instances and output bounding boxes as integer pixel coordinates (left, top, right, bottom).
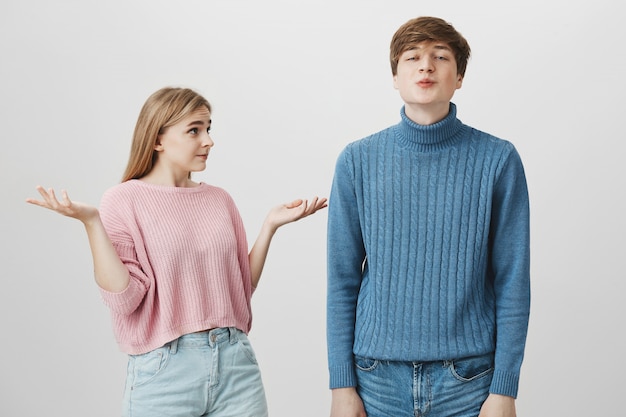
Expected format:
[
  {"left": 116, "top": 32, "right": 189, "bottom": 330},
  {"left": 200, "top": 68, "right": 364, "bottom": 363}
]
[{"left": 326, "top": 103, "right": 530, "bottom": 398}]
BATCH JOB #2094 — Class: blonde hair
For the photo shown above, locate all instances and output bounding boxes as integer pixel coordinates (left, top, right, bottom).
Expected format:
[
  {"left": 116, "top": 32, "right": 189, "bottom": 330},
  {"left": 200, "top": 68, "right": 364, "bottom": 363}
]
[
  {"left": 121, "top": 87, "right": 212, "bottom": 182},
  {"left": 390, "top": 16, "right": 471, "bottom": 77}
]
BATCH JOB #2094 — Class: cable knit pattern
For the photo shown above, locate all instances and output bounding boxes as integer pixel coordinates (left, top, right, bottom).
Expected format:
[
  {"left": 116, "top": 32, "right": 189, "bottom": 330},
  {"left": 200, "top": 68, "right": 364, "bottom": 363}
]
[
  {"left": 98, "top": 180, "right": 252, "bottom": 355},
  {"left": 327, "top": 103, "right": 530, "bottom": 398}
]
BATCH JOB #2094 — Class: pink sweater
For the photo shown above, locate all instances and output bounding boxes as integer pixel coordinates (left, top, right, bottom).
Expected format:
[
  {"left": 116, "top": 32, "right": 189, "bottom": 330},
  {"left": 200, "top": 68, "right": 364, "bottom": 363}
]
[{"left": 98, "top": 180, "right": 252, "bottom": 354}]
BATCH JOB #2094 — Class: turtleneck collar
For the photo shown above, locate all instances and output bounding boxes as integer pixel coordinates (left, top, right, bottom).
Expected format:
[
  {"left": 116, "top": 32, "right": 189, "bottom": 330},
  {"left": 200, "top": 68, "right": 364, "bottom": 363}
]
[{"left": 393, "top": 102, "right": 466, "bottom": 152}]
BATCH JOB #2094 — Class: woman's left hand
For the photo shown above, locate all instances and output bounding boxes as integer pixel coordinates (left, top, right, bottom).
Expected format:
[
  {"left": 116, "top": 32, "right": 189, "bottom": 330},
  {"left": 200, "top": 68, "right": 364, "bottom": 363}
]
[{"left": 266, "top": 196, "right": 328, "bottom": 230}]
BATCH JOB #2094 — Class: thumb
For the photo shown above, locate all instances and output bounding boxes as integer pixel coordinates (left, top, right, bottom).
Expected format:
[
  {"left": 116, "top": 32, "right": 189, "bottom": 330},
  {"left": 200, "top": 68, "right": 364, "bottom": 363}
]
[{"left": 285, "top": 199, "right": 304, "bottom": 209}]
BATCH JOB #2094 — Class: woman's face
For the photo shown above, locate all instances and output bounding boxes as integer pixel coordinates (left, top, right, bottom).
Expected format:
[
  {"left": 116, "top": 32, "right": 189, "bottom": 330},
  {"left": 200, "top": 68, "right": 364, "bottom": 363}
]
[{"left": 153, "top": 107, "right": 214, "bottom": 176}]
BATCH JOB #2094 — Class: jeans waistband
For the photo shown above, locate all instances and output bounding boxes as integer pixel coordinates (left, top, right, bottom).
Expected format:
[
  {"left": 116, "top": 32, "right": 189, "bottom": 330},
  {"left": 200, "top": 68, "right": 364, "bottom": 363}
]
[{"left": 168, "top": 327, "right": 239, "bottom": 354}]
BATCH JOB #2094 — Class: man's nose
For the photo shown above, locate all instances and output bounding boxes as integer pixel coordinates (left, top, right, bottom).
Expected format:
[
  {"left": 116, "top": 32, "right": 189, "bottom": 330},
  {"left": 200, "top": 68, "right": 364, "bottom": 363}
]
[{"left": 419, "top": 57, "right": 434, "bottom": 73}]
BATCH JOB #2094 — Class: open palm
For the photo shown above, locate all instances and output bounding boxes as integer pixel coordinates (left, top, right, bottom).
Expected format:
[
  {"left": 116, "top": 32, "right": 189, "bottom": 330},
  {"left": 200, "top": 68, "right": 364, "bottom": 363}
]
[
  {"left": 266, "top": 196, "right": 328, "bottom": 230},
  {"left": 26, "top": 186, "right": 99, "bottom": 223}
]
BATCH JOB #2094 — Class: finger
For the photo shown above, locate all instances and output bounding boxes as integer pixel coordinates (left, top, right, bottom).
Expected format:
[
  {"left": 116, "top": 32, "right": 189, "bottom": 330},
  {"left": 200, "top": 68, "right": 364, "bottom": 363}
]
[
  {"left": 290, "top": 199, "right": 307, "bottom": 215},
  {"left": 316, "top": 198, "right": 329, "bottom": 210},
  {"left": 27, "top": 186, "right": 50, "bottom": 207},
  {"left": 305, "top": 197, "right": 318, "bottom": 214},
  {"left": 25, "top": 198, "right": 47, "bottom": 208},
  {"left": 285, "top": 199, "right": 304, "bottom": 209},
  {"left": 305, "top": 199, "right": 314, "bottom": 215},
  {"left": 298, "top": 199, "right": 311, "bottom": 217},
  {"left": 60, "top": 189, "right": 72, "bottom": 207},
  {"left": 307, "top": 197, "right": 326, "bottom": 214},
  {"left": 47, "top": 188, "right": 62, "bottom": 207},
  {"left": 35, "top": 186, "right": 59, "bottom": 208},
  {"left": 35, "top": 185, "right": 51, "bottom": 201}
]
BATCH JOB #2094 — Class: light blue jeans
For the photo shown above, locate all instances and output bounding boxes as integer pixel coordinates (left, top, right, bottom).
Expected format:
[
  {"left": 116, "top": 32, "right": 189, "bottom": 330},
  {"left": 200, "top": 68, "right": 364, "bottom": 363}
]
[
  {"left": 122, "top": 327, "right": 268, "bottom": 417},
  {"left": 355, "top": 352, "right": 493, "bottom": 417}
]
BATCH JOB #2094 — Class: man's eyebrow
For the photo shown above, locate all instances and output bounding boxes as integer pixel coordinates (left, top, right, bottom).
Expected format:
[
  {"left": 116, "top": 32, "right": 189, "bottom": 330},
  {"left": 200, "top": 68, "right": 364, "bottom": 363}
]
[{"left": 407, "top": 43, "right": 452, "bottom": 51}]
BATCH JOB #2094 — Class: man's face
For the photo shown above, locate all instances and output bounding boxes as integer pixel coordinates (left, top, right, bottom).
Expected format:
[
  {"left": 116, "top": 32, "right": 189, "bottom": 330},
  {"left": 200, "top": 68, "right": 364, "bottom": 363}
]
[{"left": 393, "top": 41, "right": 463, "bottom": 116}]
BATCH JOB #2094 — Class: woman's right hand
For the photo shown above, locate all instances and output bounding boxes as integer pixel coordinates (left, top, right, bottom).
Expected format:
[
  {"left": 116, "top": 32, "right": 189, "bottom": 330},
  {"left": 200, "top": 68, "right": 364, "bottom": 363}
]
[
  {"left": 26, "top": 185, "right": 132, "bottom": 293},
  {"left": 26, "top": 186, "right": 99, "bottom": 224}
]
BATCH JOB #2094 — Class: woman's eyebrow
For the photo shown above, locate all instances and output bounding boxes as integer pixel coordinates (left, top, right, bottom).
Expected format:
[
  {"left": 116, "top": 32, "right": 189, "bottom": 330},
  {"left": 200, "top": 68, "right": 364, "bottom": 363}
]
[{"left": 186, "top": 119, "right": 211, "bottom": 127}]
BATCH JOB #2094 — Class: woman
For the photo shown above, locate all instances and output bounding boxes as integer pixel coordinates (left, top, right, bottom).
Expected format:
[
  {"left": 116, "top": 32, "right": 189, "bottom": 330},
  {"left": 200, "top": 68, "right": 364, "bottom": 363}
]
[{"left": 26, "top": 87, "right": 327, "bottom": 416}]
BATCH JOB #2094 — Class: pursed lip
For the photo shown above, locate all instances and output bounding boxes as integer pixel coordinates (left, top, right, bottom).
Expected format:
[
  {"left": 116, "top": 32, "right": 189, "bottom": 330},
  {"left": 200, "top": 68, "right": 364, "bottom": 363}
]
[{"left": 417, "top": 78, "right": 435, "bottom": 87}]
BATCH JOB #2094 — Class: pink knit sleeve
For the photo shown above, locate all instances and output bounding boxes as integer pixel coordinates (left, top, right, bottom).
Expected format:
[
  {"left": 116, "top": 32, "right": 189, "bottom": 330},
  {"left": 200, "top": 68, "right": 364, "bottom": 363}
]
[
  {"left": 98, "top": 188, "right": 150, "bottom": 315},
  {"left": 225, "top": 193, "right": 253, "bottom": 297}
]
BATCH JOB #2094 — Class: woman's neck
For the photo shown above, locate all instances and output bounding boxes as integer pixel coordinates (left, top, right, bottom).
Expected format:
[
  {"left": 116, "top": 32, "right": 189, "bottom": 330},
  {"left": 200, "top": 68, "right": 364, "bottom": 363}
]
[{"left": 139, "top": 168, "right": 197, "bottom": 188}]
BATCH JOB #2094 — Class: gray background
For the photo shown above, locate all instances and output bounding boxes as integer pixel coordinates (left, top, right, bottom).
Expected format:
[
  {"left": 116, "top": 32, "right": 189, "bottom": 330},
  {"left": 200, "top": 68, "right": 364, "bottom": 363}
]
[{"left": 1, "top": 0, "right": 624, "bottom": 415}]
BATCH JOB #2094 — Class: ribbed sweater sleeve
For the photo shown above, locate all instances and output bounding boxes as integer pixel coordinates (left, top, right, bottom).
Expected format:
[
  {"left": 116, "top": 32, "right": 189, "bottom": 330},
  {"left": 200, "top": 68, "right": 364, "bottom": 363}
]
[
  {"left": 326, "top": 103, "right": 530, "bottom": 397},
  {"left": 98, "top": 180, "right": 253, "bottom": 354},
  {"left": 327, "top": 148, "right": 365, "bottom": 388},
  {"left": 488, "top": 149, "right": 531, "bottom": 397}
]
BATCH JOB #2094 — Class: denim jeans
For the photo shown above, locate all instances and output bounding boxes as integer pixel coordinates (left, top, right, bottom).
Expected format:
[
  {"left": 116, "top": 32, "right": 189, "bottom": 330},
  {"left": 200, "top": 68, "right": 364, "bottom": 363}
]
[
  {"left": 355, "top": 352, "right": 493, "bottom": 417},
  {"left": 122, "top": 327, "right": 268, "bottom": 417}
]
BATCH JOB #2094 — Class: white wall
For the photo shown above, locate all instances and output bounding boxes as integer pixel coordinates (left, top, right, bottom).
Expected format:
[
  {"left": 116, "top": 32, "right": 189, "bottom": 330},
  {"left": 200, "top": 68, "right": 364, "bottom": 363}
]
[{"left": 1, "top": 0, "right": 624, "bottom": 415}]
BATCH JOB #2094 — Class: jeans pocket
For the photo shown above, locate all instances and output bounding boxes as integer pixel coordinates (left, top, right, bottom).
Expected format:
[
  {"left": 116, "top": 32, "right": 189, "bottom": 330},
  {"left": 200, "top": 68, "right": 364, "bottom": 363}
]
[
  {"left": 236, "top": 332, "right": 258, "bottom": 365},
  {"left": 354, "top": 355, "right": 379, "bottom": 372},
  {"left": 129, "top": 346, "right": 171, "bottom": 388},
  {"left": 448, "top": 352, "right": 494, "bottom": 382}
]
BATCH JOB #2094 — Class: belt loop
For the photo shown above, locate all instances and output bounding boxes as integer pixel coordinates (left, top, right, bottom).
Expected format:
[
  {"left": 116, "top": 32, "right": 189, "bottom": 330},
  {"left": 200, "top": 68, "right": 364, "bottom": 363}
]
[
  {"left": 169, "top": 337, "right": 179, "bottom": 354},
  {"left": 229, "top": 327, "right": 238, "bottom": 344}
]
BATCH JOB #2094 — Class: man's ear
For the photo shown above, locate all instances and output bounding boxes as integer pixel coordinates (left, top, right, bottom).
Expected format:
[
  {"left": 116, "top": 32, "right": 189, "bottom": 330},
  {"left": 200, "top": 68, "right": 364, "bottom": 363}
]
[{"left": 456, "top": 74, "right": 464, "bottom": 89}]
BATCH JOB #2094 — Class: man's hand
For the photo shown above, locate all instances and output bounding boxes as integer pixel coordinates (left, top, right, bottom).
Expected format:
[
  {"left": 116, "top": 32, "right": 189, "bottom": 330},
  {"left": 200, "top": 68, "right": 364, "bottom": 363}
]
[
  {"left": 330, "top": 387, "right": 367, "bottom": 417},
  {"left": 478, "top": 393, "right": 516, "bottom": 417}
]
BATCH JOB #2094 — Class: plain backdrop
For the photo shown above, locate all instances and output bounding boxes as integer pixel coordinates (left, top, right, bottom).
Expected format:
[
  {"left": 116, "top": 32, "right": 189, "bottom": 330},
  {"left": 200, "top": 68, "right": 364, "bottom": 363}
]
[{"left": 1, "top": 0, "right": 624, "bottom": 416}]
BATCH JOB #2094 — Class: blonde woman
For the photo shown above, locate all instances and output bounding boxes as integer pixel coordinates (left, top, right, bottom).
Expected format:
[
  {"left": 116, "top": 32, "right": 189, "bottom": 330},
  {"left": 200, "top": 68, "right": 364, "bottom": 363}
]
[{"left": 27, "top": 87, "right": 327, "bottom": 417}]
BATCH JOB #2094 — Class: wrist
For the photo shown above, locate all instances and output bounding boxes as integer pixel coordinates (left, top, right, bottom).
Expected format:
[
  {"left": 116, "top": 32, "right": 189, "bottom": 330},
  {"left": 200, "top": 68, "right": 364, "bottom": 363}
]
[
  {"left": 261, "top": 219, "right": 279, "bottom": 236},
  {"left": 81, "top": 211, "right": 102, "bottom": 228}
]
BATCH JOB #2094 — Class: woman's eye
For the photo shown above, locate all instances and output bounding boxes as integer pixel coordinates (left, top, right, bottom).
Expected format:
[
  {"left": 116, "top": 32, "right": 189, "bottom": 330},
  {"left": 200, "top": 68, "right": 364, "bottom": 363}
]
[{"left": 189, "top": 128, "right": 198, "bottom": 134}]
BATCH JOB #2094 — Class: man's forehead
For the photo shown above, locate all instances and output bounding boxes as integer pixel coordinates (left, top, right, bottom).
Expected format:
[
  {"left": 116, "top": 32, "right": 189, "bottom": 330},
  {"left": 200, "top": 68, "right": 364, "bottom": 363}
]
[{"left": 408, "top": 41, "right": 451, "bottom": 50}]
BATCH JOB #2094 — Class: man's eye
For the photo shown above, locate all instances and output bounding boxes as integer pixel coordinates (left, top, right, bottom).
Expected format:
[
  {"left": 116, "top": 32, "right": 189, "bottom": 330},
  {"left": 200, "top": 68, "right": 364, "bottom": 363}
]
[{"left": 436, "top": 55, "right": 448, "bottom": 61}]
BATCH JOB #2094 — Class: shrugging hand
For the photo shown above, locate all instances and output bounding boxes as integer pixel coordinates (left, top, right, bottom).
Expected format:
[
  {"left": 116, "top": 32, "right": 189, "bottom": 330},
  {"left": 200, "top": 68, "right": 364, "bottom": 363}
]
[
  {"left": 26, "top": 185, "right": 131, "bottom": 292},
  {"left": 248, "top": 196, "right": 328, "bottom": 288},
  {"left": 265, "top": 196, "right": 328, "bottom": 231},
  {"left": 26, "top": 186, "right": 99, "bottom": 224}
]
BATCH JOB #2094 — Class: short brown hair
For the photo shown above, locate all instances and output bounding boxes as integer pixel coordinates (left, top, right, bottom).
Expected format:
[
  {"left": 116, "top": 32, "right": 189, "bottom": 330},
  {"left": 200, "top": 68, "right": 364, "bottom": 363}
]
[
  {"left": 121, "top": 87, "right": 212, "bottom": 182},
  {"left": 390, "top": 16, "right": 471, "bottom": 77}
]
